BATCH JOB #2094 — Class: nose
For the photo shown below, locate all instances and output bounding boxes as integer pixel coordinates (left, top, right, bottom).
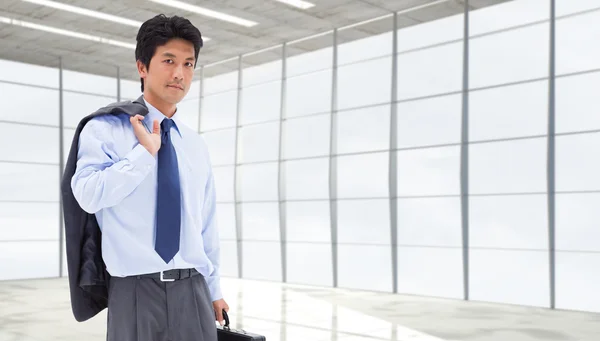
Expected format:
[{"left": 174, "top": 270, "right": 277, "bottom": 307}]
[{"left": 173, "top": 63, "right": 184, "bottom": 81}]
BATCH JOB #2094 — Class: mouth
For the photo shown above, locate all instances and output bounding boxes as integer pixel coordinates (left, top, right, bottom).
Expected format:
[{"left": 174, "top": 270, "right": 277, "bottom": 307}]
[{"left": 167, "top": 85, "right": 184, "bottom": 91}]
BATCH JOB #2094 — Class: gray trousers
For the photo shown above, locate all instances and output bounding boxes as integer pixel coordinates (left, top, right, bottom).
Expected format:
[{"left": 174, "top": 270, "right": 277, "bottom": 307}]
[{"left": 106, "top": 273, "right": 218, "bottom": 341}]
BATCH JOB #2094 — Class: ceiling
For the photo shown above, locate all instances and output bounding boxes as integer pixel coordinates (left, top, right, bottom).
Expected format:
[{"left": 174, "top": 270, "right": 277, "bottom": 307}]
[{"left": 0, "top": 0, "right": 510, "bottom": 80}]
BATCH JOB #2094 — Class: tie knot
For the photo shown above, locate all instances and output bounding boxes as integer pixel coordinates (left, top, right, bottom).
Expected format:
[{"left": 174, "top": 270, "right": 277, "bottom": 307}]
[{"left": 161, "top": 119, "right": 174, "bottom": 132}]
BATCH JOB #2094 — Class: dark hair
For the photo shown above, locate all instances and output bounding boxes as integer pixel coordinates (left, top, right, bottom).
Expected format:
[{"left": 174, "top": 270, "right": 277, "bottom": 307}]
[{"left": 135, "top": 14, "right": 203, "bottom": 92}]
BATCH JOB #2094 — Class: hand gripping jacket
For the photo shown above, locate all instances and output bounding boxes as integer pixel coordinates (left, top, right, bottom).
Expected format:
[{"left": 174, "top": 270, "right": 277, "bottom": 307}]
[{"left": 60, "top": 96, "right": 148, "bottom": 322}]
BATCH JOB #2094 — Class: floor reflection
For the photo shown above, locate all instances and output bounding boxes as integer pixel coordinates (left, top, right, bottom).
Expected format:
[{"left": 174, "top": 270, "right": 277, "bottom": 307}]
[{"left": 1, "top": 277, "right": 599, "bottom": 341}]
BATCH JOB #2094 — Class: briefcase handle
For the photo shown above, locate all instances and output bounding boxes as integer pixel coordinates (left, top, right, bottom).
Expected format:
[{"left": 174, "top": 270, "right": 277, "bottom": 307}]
[{"left": 222, "top": 309, "right": 230, "bottom": 329}]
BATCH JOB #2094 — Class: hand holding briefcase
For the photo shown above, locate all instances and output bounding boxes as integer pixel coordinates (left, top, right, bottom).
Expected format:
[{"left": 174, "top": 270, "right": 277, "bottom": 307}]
[{"left": 217, "top": 309, "right": 266, "bottom": 341}]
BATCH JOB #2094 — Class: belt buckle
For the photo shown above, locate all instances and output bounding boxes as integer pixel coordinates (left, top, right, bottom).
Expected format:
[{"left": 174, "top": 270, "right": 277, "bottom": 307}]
[{"left": 160, "top": 270, "right": 175, "bottom": 282}]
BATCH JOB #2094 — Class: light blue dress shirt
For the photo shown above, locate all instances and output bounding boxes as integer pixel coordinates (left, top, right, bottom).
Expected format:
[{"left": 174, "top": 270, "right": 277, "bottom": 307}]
[{"left": 71, "top": 98, "right": 222, "bottom": 301}]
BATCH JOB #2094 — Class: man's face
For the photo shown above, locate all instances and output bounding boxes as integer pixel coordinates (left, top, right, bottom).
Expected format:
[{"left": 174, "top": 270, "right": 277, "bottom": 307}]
[{"left": 138, "top": 38, "right": 195, "bottom": 105}]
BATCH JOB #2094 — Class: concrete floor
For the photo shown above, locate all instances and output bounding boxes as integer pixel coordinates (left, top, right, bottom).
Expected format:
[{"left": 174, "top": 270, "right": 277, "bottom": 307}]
[{"left": 1, "top": 277, "right": 599, "bottom": 341}]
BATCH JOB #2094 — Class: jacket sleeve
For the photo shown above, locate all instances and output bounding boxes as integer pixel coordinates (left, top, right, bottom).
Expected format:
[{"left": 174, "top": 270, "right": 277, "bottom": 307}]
[
  {"left": 71, "top": 117, "right": 156, "bottom": 214},
  {"left": 202, "top": 167, "right": 223, "bottom": 302}
]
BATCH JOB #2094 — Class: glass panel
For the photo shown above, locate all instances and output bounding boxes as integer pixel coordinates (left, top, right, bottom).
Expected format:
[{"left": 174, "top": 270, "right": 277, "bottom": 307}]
[
  {"left": 337, "top": 104, "right": 390, "bottom": 154},
  {"left": 203, "top": 62, "right": 238, "bottom": 95},
  {"left": 286, "top": 201, "right": 330, "bottom": 243},
  {"left": 338, "top": 15, "right": 394, "bottom": 65},
  {"left": 337, "top": 199, "right": 390, "bottom": 245},
  {"left": 202, "top": 129, "right": 235, "bottom": 166},
  {"left": 186, "top": 80, "right": 201, "bottom": 100},
  {"left": 556, "top": 252, "right": 600, "bottom": 313},
  {"left": 241, "top": 81, "right": 281, "bottom": 125},
  {"left": 396, "top": 11, "right": 463, "bottom": 52},
  {"left": 469, "top": 0, "right": 550, "bottom": 36},
  {"left": 470, "top": 195, "right": 548, "bottom": 249},
  {"left": 219, "top": 240, "right": 238, "bottom": 277},
  {"left": 0, "top": 164, "right": 58, "bottom": 201},
  {"left": 396, "top": 94, "right": 461, "bottom": 148},
  {"left": 242, "top": 241, "right": 281, "bottom": 281},
  {"left": 201, "top": 90, "right": 238, "bottom": 131},
  {"left": 0, "top": 241, "right": 59, "bottom": 280},
  {"left": 397, "top": 247, "right": 463, "bottom": 299},
  {"left": 337, "top": 152, "right": 389, "bottom": 199},
  {"left": 556, "top": 133, "right": 600, "bottom": 192},
  {"left": 470, "top": 80, "right": 548, "bottom": 141},
  {"left": 469, "top": 138, "right": 547, "bottom": 194},
  {"left": 63, "top": 92, "right": 116, "bottom": 128},
  {"left": 241, "top": 203, "right": 280, "bottom": 241},
  {"left": 216, "top": 203, "right": 236, "bottom": 240},
  {"left": 397, "top": 197, "right": 462, "bottom": 247},
  {"left": 239, "top": 163, "right": 278, "bottom": 201},
  {"left": 338, "top": 56, "right": 392, "bottom": 110},
  {"left": 397, "top": 42, "right": 462, "bottom": 100},
  {"left": 175, "top": 98, "right": 199, "bottom": 132},
  {"left": 338, "top": 245, "right": 392, "bottom": 292},
  {"left": 283, "top": 114, "right": 330, "bottom": 159},
  {"left": 556, "top": 73, "right": 600, "bottom": 134},
  {"left": 0, "top": 124, "right": 58, "bottom": 164},
  {"left": 238, "top": 122, "right": 279, "bottom": 163},
  {"left": 285, "top": 158, "right": 329, "bottom": 200},
  {"left": 63, "top": 128, "right": 75, "bottom": 160},
  {"left": 286, "top": 70, "right": 332, "bottom": 117},
  {"left": 469, "top": 23, "right": 549, "bottom": 89},
  {"left": 286, "top": 33, "right": 333, "bottom": 77},
  {"left": 213, "top": 166, "right": 234, "bottom": 202},
  {"left": 556, "top": 193, "right": 600, "bottom": 252},
  {"left": 557, "top": 0, "right": 600, "bottom": 15},
  {"left": 201, "top": 129, "right": 236, "bottom": 166},
  {"left": 120, "top": 79, "right": 141, "bottom": 100},
  {"left": 0, "top": 203, "right": 58, "bottom": 241},
  {"left": 0, "top": 59, "right": 58, "bottom": 88},
  {"left": 63, "top": 69, "right": 116, "bottom": 97},
  {"left": 469, "top": 249, "right": 550, "bottom": 307},
  {"left": 556, "top": 10, "right": 600, "bottom": 75},
  {"left": 242, "top": 51, "right": 282, "bottom": 87},
  {"left": 286, "top": 243, "right": 333, "bottom": 287},
  {"left": 0, "top": 83, "right": 59, "bottom": 125},
  {"left": 397, "top": 146, "right": 460, "bottom": 196}
]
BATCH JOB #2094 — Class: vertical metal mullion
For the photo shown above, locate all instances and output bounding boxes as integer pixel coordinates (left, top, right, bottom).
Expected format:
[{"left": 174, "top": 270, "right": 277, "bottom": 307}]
[
  {"left": 329, "top": 29, "right": 339, "bottom": 288},
  {"left": 389, "top": 12, "right": 399, "bottom": 294},
  {"left": 58, "top": 57, "right": 64, "bottom": 277},
  {"left": 278, "top": 44, "right": 288, "bottom": 283},
  {"left": 547, "top": 0, "right": 556, "bottom": 310},
  {"left": 198, "top": 66, "right": 204, "bottom": 133},
  {"left": 460, "top": 0, "right": 470, "bottom": 301},
  {"left": 234, "top": 57, "right": 244, "bottom": 278},
  {"left": 116, "top": 66, "right": 121, "bottom": 102}
]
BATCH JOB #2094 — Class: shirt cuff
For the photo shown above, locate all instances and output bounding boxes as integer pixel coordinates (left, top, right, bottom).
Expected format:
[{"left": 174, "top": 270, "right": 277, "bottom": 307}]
[
  {"left": 124, "top": 144, "right": 155, "bottom": 171},
  {"left": 205, "top": 276, "right": 223, "bottom": 302}
]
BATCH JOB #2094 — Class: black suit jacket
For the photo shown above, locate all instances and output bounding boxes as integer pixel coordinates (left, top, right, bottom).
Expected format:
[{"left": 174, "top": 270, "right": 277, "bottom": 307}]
[{"left": 60, "top": 95, "right": 148, "bottom": 322}]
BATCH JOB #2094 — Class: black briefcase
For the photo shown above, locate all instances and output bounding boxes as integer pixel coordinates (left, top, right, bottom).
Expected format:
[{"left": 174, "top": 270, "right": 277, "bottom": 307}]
[{"left": 217, "top": 310, "right": 266, "bottom": 341}]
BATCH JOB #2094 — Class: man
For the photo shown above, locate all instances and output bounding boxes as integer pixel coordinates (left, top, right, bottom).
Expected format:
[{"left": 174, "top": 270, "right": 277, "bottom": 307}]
[{"left": 69, "top": 14, "right": 228, "bottom": 340}]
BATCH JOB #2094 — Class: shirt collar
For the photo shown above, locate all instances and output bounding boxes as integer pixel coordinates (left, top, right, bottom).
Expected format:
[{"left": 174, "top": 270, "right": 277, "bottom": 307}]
[{"left": 143, "top": 97, "right": 183, "bottom": 138}]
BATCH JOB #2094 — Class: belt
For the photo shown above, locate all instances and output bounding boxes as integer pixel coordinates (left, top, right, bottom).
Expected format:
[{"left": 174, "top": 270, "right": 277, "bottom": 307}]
[{"left": 134, "top": 268, "right": 200, "bottom": 282}]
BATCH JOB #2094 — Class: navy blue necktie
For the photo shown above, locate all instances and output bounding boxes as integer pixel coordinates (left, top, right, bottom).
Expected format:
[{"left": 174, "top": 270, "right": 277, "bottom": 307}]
[{"left": 155, "top": 118, "right": 181, "bottom": 263}]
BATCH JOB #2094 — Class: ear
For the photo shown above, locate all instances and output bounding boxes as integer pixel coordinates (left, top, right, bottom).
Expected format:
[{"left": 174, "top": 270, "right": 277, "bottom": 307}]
[{"left": 137, "top": 60, "right": 147, "bottom": 79}]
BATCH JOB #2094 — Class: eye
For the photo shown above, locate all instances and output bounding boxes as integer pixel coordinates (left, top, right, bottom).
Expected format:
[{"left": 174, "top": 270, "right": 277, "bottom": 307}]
[
  {"left": 164, "top": 59, "right": 173, "bottom": 64},
  {"left": 185, "top": 62, "right": 194, "bottom": 67}
]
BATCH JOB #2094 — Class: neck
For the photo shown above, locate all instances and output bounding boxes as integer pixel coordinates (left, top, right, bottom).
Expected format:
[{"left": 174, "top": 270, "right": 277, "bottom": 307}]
[{"left": 143, "top": 92, "right": 176, "bottom": 118}]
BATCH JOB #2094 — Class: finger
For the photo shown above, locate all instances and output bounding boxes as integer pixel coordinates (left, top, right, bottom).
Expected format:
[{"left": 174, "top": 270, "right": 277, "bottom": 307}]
[
  {"left": 216, "top": 309, "right": 224, "bottom": 325},
  {"left": 153, "top": 119, "right": 160, "bottom": 134},
  {"left": 130, "top": 115, "right": 143, "bottom": 125}
]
